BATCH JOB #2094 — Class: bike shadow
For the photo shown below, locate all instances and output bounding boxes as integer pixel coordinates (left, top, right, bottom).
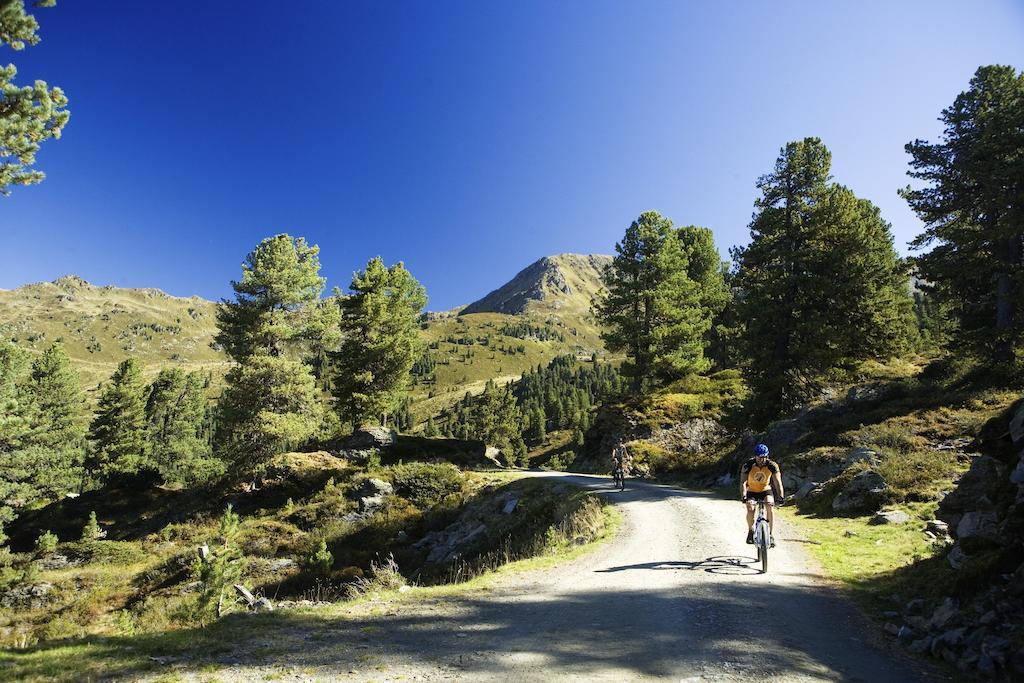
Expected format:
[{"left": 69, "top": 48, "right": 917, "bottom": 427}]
[{"left": 595, "top": 556, "right": 762, "bottom": 576}]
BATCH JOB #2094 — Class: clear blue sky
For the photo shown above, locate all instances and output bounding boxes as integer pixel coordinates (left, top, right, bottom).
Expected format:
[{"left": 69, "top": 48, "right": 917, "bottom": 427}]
[{"left": 2, "top": 1, "right": 1022, "bottom": 310}]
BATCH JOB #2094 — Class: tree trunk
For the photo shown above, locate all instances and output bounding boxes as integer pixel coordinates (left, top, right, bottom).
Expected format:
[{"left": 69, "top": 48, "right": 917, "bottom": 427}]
[{"left": 993, "top": 235, "right": 1020, "bottom": 365}]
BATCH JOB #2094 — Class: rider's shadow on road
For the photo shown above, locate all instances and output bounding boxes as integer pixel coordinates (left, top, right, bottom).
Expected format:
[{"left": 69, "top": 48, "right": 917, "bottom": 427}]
[{"left": 595, "top": 556, "right": 761, "bottom": 576}]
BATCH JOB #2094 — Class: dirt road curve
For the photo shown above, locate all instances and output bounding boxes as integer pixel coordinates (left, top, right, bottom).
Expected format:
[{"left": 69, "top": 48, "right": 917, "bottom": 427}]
[{"left": 161, "top": 473, "right": 940, "bottom": 682}]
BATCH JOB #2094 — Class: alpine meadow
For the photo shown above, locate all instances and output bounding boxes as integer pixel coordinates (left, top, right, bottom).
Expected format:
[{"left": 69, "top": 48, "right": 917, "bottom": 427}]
[{"left": 2, "top": 2, "right": 1024, "bottom": 681}]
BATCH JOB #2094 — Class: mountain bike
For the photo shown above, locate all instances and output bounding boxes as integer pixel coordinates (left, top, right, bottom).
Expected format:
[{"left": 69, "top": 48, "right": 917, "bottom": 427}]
[
  {"left": 612, "top": 466, "right": 625, "bottom": 491},
  {"left": 752, "top": 499, "right": 771, "bottom": 574}
]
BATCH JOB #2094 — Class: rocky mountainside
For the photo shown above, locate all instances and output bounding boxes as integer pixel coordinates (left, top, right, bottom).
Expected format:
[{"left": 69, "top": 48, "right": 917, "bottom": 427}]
[{"left": 461, "top": 253, "right": 611, "bottom": 316}]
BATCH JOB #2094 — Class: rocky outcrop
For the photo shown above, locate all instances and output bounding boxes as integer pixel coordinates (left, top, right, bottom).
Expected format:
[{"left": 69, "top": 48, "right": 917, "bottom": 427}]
[{"left": 832, "top": 470, "right": 890, "bottom": 514}]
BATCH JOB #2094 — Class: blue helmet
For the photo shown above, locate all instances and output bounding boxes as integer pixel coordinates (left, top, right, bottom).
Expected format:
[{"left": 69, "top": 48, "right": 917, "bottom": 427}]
[{"left": 755, "top": 443, "right": 769, "bottom": 457}]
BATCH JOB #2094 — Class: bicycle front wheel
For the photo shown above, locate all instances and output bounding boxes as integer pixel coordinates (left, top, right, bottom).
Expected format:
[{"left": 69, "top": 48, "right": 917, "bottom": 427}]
[{"left": 760, "top": 543, "right": 768, "bottom": 573}]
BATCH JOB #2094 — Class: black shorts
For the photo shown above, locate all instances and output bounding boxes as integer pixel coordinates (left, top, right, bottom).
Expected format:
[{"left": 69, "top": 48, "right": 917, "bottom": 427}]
[{"left": 744, "top": 491, "right": 774, "bottom": 503}]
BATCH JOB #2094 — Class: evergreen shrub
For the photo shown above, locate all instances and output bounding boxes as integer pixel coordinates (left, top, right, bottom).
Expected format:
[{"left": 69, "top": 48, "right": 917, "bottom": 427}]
[{"left": 385, "top": 462, "right": 464, "bottom": 508}]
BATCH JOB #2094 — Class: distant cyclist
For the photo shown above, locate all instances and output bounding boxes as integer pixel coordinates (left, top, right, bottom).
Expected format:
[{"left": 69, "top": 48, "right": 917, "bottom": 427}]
[
  {"left": 740, "top": 443, "right": 785, "bottom": 547},
  {"left": 611, "top": 440, "right": 630, "bottom": 486}
]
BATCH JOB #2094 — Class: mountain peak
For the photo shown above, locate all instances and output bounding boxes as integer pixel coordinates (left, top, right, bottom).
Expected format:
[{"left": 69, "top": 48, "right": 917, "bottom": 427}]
[{"left": 461, "top": 253, "right": 611, "bottom": 316}]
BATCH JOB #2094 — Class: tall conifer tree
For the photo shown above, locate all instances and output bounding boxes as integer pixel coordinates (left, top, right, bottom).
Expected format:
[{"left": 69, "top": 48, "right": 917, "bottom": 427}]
[
  {"left": 215, "top": 234, "right": 331, "bottom": 474},
  {"left": 734, "top": 138, "right": 913, "bottom": 420},
  {"left": 332, "top": 258, "right": 427, "bottom": 428},
  {"left": 86, "top": 358, "right": 150, "bottom": 480},
  {"left": 595, "top": 211, "right": 709, "bottom": 393},
  {"left": 901, "top": 65, "right": 1024, "bottom": 364},
  {"left": 146, "top": 369, "right": 220, "bottom": 484}
]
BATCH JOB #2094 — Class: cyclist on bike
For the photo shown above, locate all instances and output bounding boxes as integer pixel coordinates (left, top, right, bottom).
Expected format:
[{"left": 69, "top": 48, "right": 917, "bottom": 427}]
[
  {"left": 740, "top": 443, "right": 784, "bottom": 547},
  {"left": 611, "top": 440, "right": 630, "bottom": 483}
]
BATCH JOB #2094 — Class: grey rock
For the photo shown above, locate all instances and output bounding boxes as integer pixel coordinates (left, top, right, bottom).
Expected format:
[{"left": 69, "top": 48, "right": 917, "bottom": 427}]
[
  {"left": 358, "top": 495, "right": 387, "bottom": 513},
  {"left": 346, "top": 427, "right": 397, "bottom": 450},
  {"left": 1010, "top": 402, "right": 1024, "bottom": 444},
  {"left": 982, "top": 635, "right": 1011, "bottom": 654},
  {"left": 905, "top": 598, "right": 925, "bottom": 614},
  {"left": 939, "top": 626, "right": 967, "bottom": 646},
  {"left": 884, "top": 622, "right": 901, "bottom": 635},
  {"left": 928, "top": 598, "right": 959, "bottom": 630},
  {"left": 793, "top": 481, "right": 820, "bottom": 501},
  {"left": 1010, "top": 459, "right": 1024, "bottom": 485},
  {"left": 925, "top": 519, "right": 949, "bottom": 535},
  {"left": 979, "top": 610, "right": 998, "bottom": 626},
  {"left": 253, "top": 597, "right": 274, "bottom": 612},
  {"left": 941, "top": 648, "right": 959, "bottom": 664},
  {"left": 956, "top": 511, "right": 999, "bottom": 542},
  {"left": 846, "top": 447, "right": 880, "bottom": 467},
  {"left": 977, "top": 653, "right": 997, "bottom": 677},
  {"left": 909, "top": 637, "right": 931, "bottom": 654},
  {"left": 0, "top": 582, "right": 54, "bottom": 609},
  {"left": 871, "top": 510, "right": 911, "bottom": 525},
  {"left": 34, "top": 553, "right": 73, "bottom": 571},
  {"left": 947, "top": 544, "right": 969, "bottom": 570},
  {"left": 360, "top": 478, "right": 394, "bottom": 497},
  {"left": 897, "top": 625, "right": 915, "bottom": 642},
  {"left": 265, "top": 558, "right": 296, "bottom": 572},
  {"left": 832, "top": 470, "right": 889, "bottom": 514},
  {"left": 502, "top": 499, "right": 519, "bottom": 514},
  {"left": 939, "top": 456, "right": 1008, "bottom": 521}
]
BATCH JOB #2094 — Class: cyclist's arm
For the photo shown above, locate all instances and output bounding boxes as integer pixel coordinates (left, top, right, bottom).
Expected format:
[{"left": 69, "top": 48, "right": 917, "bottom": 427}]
[
  {"left": 739, "top": 463, "right": 748, "bottom": 499},
  {"left": 771, "top": 468, "right": 784, "bottom": 501}
]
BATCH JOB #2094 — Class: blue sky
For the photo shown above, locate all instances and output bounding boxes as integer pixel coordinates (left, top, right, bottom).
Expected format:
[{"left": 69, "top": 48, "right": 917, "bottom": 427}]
[{"left": 2, "top": 1, "right": 1022, "bottom": 310}]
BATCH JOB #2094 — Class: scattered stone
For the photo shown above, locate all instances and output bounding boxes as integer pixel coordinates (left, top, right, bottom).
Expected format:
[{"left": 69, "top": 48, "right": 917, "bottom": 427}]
[
  {"left": 925, "top": 520, "right": 949, "bottom": 535},
  {"left": 883, "top": 611, "right": 900, "bottom": 619},
  {"left": 502, "top": 499, "right": 519, "bottom": 514},
  {"left": 977, "top": 653, "right": 997, "bottom": 677},
  {"left": 897, "top": 626, "right": 915, "bottom": 642},
  {"left": 845, "top": 447, "right": 879, "bottom": 467},
  {"left": 909, "top": 637, "right": 931, "bottom": 654},
  {"left": 941, "top": 648, "right": 959, "bottom": 664},
  {"left": 253, "top": 597, "right": 274, "bottom": 612},
  {"left": 398, "top": 585, "right": 411, "bottom": 593},
  {"left": 928, "top": 598, "right": 959, "bottom": 630},
  {"left": 871, "top": 510, "right": 911, "bottom": 525},
  {"left": 265, "top": 558, "right": 296, "bottom": 572},
  {"left": 34, "top": 553, "right": 73, "bottom": 571},
  {"left": 0, "top": 582, "right": 54, "bottom": 609},
  {"left": 884, "top": 622, "right": 900, "bottom": 636},
  {"left": 979, "top": 610, "right": 998, "bottom": 626},
  {"left": 182, "top": 581, "right": 204, "bottom": 593},
  {"left": 793, "top": 481, "right": 820, "bottom": 501},
  {"left": 939, "top": 626, "right": 967, "bottom": 647},
  {"left": 843, "top": 530, "right": 858, "bottom": 538},
  {"left": 832, "top": 470, "right": 889, "bottom": 514},
  {"left": 947, "top": 545, "right": 968, "bottom": 570},
  {"left": 905, "top": 598, "right": 925, "bottom": 614}
]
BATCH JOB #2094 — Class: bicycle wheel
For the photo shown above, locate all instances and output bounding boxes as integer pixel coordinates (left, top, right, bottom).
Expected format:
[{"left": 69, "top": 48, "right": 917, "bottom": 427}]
[{"left": 760, "top": 541, "right": 768, "bottom": 573}]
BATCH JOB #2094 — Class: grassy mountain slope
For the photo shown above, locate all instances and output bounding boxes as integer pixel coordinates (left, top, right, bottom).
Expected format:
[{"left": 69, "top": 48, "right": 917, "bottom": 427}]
[
  {"left": 1, "top": 255, "right": 613, "bottom": 412},
  {"left": 0, "top": 276, "right": 227, "bottom": 389}
]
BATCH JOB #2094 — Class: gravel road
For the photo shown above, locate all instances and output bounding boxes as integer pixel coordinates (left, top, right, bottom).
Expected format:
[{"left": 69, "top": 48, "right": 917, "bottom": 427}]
[{"left": 150, "top": 473, "right": 941, "bottom": 682}]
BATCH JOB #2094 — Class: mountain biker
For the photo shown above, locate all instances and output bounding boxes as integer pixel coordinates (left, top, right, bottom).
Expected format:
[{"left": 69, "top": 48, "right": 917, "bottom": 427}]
[
  {"left": 611, "top": 440, "right": 630, "bottom": 482},
  {"left": 740, "top": 443, "right": 784, "bottom": 547}
]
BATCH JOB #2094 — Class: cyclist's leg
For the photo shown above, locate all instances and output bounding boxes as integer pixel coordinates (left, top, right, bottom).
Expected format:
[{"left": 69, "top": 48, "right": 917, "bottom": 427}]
[
  {"left": 745, "top": 498, "right": 755, "bottom": 529},
  {"left": 765, "top": 494, "right": 776, "bottom": 545}
]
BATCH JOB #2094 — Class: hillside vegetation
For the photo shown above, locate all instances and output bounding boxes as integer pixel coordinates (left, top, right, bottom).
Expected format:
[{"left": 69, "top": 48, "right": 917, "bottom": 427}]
[{"left": 0, "top": 276, "right": 226, "bottom": 388}]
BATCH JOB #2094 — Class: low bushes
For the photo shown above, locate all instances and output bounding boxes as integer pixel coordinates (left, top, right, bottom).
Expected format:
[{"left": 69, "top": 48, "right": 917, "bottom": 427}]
[{"left": 384, "top": 462, "right": 464, "bottom": 508}]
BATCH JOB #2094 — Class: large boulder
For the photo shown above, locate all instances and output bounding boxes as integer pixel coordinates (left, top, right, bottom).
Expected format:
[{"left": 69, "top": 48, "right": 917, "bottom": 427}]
[
  {"left": 833, "top": 470, "right": 890, "bottom": 514},
  {"left": 938, "top": 455, "right": 1008, "bottom": 530},
  {"left": 346, "top": 427, "right": 398, "bottom": 450}
]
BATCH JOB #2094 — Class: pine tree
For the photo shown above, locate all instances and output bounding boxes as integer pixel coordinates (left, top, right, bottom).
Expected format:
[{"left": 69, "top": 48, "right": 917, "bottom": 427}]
[
  {"left": 195, "top": 505, "right": 245, "bottom": 621},
  {"left": 146, "top": 369, "right": 221, "bottom": 485},
  {"left": 734, "top": 138, "right": 914, "bottom": 419},
  {"left": 0, "top": 0, "right": 70, "bottom": 196},
  {"left": 215, "top": 234, "right": 338, "bottom": 361},
  {"left": 216, "top": 355, "right": 323, "bottom": 474},
  {"left": 86, "top": 358, "right": 151, "bottom": 481},
  {"left": 215, "top": 235, "right": 332, "bottom": 475},
  {"left": 901, "top": 65, "right": 1024, "bottom": 364},
  {"left": 595, "top": 211, "right": 709, "bottom": 393},
  {"left": 21, "top": 341, "right": 84, "bottom": 491},
  {"left": 332, "top": 258, "right": 427, "bottom": 429}
]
